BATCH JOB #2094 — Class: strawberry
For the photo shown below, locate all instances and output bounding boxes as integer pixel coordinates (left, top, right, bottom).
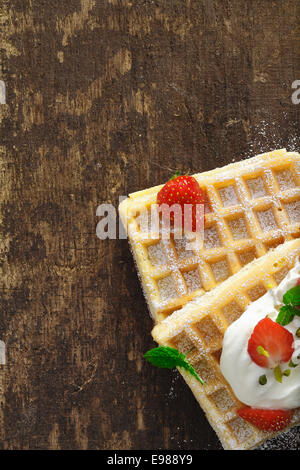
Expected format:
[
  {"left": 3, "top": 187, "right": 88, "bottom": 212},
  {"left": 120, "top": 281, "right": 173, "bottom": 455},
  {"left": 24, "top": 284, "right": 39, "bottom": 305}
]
[
  {"left": 247, "top": 317, "right": 294, "bottom": 368},
  {"left": 237, "top": 406, "right": 292, "bottom": 432},
  {"left": 157, "top": 175, "right": 206, "bottom": 232}
]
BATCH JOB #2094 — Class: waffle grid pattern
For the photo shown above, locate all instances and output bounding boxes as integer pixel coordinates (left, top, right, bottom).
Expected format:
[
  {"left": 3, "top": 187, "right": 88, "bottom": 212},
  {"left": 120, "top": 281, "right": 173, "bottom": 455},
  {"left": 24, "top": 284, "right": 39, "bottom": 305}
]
[
  {"left": 120, "top": 150, "right": 300, "bottom": 322},
  {"left": 152, "top": 240, "right": 300, "bottom": 450}
]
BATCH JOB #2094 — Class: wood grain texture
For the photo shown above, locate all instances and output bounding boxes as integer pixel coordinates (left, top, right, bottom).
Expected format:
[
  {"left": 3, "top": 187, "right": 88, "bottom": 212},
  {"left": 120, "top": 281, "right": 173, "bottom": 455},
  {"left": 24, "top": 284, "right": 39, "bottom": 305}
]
[{"left": 0, "top": 0, "right": 299, "bottom": 450}]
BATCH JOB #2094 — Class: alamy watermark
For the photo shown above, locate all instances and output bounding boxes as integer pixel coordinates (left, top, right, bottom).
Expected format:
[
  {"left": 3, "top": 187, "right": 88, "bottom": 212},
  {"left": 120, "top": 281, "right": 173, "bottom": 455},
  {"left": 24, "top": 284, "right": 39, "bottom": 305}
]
[
  {"left": 0, "top": 341, "right": 5, "bottom": 365},
  {"left": 0, "top": 81, "right": 6, "bottom": 105},
  {"left": 96, "top": 197, "right": 205, "bottom": 251},
  {"left": 291, "top": 80, "right": 300, "bottom": 104}
]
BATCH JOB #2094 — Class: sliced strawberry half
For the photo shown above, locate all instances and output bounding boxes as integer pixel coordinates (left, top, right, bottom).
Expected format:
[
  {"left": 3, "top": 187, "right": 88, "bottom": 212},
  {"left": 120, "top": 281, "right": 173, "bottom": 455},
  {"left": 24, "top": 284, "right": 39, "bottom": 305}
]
[
  {"left": 237, "top": 406, "right": 292, "bottom": 432},
  {"left": 247, "top": 317, "right": 294, "bottom": 368},
  {"left": 157, "top": 174, "right": 206, "bottom": 232}
]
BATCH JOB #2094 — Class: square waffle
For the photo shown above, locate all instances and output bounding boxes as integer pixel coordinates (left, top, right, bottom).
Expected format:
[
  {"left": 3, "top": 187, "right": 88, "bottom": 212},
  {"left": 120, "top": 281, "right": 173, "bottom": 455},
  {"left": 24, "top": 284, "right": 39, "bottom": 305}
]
[
  {"left": 151, "top": 239, "right": 300, "bottom": 450},
  {"left": 119, "top": 149, "right": 300, "bottom": 322}
]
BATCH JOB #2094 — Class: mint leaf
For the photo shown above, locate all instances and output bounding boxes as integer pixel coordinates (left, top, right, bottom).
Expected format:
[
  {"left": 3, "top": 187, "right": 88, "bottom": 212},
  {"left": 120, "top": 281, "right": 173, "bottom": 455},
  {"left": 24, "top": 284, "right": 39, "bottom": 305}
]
[
  {"left": 180, "top": 360, "right": 205, "bottom": 384},
  {"left": 144, "top": 346, "right": 184, "bottom": 369},
  {"left": 283, "top": 284, "right": 300, "bottom": 307},
  {"left": 276, "top": 305, "right": 298, "bottom": 326},
  {"left": 144, "top": 346, "right": 205, "bottom": 385},
  {"left": 276, "top": 284, "right": 300, "bottom": 326}
]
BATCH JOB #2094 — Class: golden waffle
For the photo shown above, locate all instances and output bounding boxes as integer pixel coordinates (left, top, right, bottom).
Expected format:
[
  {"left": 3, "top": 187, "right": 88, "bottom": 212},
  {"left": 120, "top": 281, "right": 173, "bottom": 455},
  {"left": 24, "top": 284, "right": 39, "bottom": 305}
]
[
  {"left": 119, "top": 149, "right": 300, "bottom": 322},
  {"left": 152, "top": 239, "right": 300, "bottom": 450}
]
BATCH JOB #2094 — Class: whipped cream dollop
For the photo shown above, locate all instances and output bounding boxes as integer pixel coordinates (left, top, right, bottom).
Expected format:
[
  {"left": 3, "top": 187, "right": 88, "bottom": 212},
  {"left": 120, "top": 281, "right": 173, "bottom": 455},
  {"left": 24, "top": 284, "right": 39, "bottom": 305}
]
[{"left": 220, "top": 259, "right": 300, "bottom": 410}]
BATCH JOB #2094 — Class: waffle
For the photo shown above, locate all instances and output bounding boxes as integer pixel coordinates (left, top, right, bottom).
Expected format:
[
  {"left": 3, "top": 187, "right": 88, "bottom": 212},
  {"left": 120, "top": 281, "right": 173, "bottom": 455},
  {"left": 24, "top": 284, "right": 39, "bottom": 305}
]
[
  {"left": 119, "top": 149, "right": 300, "bottom": 322},
  {"left": 151, "top": 238, "right": 300, "bottom": 450}
]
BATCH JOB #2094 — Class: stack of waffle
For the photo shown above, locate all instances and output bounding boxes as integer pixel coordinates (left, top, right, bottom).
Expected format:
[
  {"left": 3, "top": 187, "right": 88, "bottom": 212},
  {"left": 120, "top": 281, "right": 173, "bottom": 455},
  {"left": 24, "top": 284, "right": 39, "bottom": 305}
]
[{"left": 119, "top": 149, "right": 300, "bottom": 450}]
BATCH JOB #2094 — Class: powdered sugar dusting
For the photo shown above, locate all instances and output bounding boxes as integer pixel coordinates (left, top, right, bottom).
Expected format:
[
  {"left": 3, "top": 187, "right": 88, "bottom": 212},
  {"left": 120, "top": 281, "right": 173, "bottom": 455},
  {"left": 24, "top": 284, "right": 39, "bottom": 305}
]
[
  {"left": 258, "top": 426, "right": 300, "bottom": 450},
  {"left": 246, "top": 177, "right": 267, "bottom": 198},
  {"left": 218, "top": 185, "right": 239, "bottom": 207},
  {"left": 256, "top": 208, "right": 278, "bottom": 232},
  {"left": 276, "top": 168, "right": 297, "bottom": 190},
  {"left": 285, "top": 200, "right": 300, "bottom": 224},
  {"left": 183, "top": 269, "right": 202, "bottom": 293},
  {"left": 245, "top": 118, "right": 300, "bottom": 159}
]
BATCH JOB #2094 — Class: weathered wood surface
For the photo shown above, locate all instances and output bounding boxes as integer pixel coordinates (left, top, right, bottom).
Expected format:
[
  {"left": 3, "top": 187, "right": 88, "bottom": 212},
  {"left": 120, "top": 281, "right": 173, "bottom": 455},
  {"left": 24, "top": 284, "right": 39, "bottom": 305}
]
[{"left": 0, "top": 0, "right": 299, "bottom": 450}]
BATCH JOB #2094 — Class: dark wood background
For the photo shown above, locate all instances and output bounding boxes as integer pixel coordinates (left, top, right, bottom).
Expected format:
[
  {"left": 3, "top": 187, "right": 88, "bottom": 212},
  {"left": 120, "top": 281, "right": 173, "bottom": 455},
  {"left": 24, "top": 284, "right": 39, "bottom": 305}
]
[{"left": 0, "top": 0, "right": 299, "bottom": 450}]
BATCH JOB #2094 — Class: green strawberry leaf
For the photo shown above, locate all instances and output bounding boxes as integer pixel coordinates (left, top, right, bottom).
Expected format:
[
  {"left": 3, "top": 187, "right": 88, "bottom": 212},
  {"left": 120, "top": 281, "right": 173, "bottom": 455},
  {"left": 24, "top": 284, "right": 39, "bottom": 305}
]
[
  {"left": 144, "top": 346, "right": 205, "bottom": 385},
  {"left": 170, "top": 171, "right": 181, "bottom": 180}
]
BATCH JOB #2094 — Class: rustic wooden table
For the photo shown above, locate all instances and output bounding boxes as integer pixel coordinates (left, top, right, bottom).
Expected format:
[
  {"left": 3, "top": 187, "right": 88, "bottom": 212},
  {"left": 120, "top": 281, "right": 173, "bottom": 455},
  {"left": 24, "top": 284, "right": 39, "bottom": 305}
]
[{"left": 0, "top": 0, "right": 299, "bottom": 450}]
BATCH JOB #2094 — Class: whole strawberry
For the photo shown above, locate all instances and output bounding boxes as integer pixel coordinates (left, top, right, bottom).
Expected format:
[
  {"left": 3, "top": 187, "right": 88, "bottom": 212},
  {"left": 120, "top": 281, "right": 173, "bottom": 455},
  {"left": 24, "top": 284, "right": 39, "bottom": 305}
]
[{"left": 157, "top": 174, "right": 206, "bottom": 232}]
